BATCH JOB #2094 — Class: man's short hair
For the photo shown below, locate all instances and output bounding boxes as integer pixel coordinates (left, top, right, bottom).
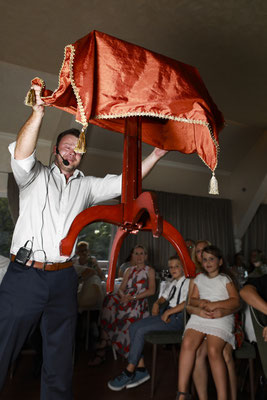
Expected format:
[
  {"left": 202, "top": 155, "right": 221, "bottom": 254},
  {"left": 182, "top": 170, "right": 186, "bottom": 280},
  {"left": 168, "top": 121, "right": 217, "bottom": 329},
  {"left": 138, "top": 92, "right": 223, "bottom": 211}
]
[{"left": 56, "top": 129, "right": 81, "bottom": 148}]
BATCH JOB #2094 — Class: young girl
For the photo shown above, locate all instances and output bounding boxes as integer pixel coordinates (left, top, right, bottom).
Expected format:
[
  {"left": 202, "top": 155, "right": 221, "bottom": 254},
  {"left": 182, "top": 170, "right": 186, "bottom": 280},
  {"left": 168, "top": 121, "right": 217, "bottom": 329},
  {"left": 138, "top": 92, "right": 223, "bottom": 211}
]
[{"left": 177, "top": 245, "right": 240, "bottom": 400}]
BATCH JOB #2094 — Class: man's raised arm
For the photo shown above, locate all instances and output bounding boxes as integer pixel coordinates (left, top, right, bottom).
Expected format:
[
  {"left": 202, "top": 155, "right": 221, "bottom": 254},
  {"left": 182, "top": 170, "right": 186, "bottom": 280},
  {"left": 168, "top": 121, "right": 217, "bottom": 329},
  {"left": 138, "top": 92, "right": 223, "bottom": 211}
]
[
  {"left": 141, "top": 147, "right": 168, "bottom": 179},
  {"left": 15, "top": 85, "right": 45, "bottom": 160}
]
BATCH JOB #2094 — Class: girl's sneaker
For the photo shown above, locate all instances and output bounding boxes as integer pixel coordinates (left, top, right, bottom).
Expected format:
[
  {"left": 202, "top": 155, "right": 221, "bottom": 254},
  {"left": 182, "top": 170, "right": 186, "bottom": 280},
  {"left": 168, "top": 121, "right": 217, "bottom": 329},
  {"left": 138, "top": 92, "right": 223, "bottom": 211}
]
[
  {"left": 126, "top": 369, "right": 150, "bottom": 388},
  {"left": 108, "top": 371, "right": 133, "bottom": 391}
]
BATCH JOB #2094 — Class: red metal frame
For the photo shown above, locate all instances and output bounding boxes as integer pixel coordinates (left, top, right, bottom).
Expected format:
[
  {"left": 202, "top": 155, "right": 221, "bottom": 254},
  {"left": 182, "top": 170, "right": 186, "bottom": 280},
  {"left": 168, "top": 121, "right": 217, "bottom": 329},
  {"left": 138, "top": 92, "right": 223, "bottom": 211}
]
[{"left": 60, "top": 117, "right": 195, "bottom": 291}]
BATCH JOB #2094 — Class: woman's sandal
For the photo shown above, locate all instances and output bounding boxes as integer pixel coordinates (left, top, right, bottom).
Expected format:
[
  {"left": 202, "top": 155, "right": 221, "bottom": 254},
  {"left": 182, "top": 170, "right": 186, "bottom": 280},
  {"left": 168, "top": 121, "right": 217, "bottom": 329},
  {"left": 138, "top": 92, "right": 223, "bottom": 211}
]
[
  {"left": 88, "top": 351, "right": 106, "bottom": 367},
  {"left": 176, "top": 392, "right": 192, "bottom": 399}
]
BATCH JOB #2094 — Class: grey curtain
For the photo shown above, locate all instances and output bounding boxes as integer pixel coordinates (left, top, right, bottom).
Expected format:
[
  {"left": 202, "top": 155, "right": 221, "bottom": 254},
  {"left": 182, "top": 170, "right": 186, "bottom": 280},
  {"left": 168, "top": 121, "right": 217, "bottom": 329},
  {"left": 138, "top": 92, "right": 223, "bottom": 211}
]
[
  {"left": 118, "top": 190, "right": 235, "bottom": 270},
  {"left": 242, "top": 204, "right": 267, "bottom": 261}
]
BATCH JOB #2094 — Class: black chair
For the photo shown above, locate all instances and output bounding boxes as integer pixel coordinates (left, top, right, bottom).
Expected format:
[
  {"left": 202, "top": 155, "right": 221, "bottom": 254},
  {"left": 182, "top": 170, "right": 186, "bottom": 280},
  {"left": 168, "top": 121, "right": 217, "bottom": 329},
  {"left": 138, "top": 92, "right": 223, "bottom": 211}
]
[
  {"left": 234, "top": 340, "right": 256, "bottom": 400},
  {"left": 144, "top": 329, "right": 183, "bottom": 398},
  {"left": 250, "top": 306, "right": 267, "bottom": 379}
]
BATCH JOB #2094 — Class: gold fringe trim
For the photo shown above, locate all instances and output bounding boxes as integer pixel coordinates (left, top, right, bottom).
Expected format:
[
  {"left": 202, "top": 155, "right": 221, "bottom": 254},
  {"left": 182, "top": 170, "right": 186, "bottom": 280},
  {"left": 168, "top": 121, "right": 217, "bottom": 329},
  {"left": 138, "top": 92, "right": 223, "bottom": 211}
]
[
  {"left": 68, "top": 44, "right": 88, "bottom": 142},
  {"left": 95, "top": 111, "right": 220, "bottom": 194}
]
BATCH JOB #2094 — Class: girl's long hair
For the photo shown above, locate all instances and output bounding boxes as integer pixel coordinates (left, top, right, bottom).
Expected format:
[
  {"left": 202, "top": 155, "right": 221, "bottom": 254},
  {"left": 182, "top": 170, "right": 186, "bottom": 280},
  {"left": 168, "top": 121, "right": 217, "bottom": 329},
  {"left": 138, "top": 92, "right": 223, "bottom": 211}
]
[{"left": 202, "top": 245, "right": 238, "bottom": 288}]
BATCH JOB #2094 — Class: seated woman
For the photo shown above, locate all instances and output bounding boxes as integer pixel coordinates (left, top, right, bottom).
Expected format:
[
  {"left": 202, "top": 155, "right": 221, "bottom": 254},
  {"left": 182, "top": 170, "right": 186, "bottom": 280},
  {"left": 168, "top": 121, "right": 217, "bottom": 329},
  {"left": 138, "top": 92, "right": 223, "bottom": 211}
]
[
  {"left": 107, "top": 255, "right": 189, "bottom": 391},
  {"left": 74, "top": 241, "right": 104, "bottom": 310},
  {"left": 88, "top": 244, "right": 155, "bottom": 366},
  {"left": 117, "top": 247, "right": 135, "bottom": 278}
]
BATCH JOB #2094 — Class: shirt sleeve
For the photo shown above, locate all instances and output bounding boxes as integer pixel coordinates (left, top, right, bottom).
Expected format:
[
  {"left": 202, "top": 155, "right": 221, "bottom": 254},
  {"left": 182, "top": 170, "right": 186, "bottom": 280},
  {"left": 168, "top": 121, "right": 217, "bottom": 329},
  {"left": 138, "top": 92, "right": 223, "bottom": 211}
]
[
  {"left": 161, "top": 280, "right": 175, "bottom": 300},
  {"left": 88, "top": 174, "right": 122, "bottom": 205},
  {"left": 8, "top": 141, "right": 38, "bottom": 188}
]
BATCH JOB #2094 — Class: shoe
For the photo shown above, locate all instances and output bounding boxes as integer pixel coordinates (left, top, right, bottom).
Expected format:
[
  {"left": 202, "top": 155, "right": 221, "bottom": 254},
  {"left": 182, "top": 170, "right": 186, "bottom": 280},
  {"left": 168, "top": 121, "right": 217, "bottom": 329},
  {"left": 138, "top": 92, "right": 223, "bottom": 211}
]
[
  {"left": 126, "top": 369, "right": 150, "bottom": 388},
  {"left": 108, "top": 371, "right": 134, "bottom": 391}
]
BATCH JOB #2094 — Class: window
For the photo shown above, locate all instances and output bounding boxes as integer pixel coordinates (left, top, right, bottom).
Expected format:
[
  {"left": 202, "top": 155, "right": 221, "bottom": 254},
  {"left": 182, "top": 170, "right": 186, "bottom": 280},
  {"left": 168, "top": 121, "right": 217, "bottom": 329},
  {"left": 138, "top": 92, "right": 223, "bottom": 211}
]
[
  {"left": 78, "top": 222, "right": 113, "bottom": 260},
  {"left": 0, "top": 198, "right": 14, "bottom": 257}
]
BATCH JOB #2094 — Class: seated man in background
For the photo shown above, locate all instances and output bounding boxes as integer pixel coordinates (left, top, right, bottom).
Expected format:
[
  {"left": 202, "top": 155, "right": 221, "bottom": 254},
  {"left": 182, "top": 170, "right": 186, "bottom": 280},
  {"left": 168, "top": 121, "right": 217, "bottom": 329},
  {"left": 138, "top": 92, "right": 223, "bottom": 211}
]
[
  {"left": 240, "top": 274, "right": 267, "bottom": 341},
  {"left": 74, "top": 241, "right": 104, "bottom": 310},
  {"left": 108, "top": 255, "right": 189, "bottom": 391}
]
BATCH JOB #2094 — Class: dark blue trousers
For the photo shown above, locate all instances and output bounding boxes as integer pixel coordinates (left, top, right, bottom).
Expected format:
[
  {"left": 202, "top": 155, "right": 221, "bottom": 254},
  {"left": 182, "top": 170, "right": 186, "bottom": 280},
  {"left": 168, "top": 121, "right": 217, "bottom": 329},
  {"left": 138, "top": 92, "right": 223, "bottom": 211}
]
[{"left": 0, "top": 261, "right": 78, "bottom": 399}]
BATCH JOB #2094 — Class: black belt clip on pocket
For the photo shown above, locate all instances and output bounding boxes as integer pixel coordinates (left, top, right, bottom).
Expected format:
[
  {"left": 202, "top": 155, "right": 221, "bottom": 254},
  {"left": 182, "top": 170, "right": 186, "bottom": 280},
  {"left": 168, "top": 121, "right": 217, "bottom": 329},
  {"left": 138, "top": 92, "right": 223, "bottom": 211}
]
[{"left": 14, "top": 240, "right": 33, "bottom": 265}]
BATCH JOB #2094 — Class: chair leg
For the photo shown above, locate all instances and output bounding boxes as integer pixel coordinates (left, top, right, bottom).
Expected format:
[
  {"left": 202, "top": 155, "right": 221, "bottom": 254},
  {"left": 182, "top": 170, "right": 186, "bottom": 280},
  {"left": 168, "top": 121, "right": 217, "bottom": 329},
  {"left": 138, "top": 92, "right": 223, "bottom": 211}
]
[
  {"left": 150, "top": 343, "right": 157, "bottom": 399},
  {"left": 172, "top": 344, "right": 177, "bottom": 365},
  {"left": 112, "top": 344, "right": 117, "bottom": 360},
  {"left": 249, "top": 359, "right": 255, "bottom": 400},
  {"left": 85, "top": 310, "right": 90, "bottom": 351}
]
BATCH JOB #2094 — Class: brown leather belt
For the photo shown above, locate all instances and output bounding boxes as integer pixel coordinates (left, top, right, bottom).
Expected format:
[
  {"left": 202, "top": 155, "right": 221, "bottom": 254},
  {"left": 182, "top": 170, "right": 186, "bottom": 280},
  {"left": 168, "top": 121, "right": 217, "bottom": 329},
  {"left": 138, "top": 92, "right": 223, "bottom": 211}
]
[{"left": 10, "top": 254, "right": 73, "bottom": 271}]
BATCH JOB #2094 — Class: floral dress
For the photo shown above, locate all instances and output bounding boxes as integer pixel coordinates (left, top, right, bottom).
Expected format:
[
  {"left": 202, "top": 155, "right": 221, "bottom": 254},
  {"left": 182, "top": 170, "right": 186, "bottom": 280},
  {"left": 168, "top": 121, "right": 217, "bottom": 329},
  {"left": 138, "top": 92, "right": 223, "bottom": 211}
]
[{"left": 101, "top": 265, "right": 150, "bottom": 357}]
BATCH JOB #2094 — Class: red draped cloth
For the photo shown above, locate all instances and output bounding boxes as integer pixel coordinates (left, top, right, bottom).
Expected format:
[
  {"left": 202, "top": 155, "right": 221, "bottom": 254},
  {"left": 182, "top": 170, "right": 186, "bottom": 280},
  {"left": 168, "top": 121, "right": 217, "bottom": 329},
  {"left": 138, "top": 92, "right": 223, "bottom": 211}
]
[{"left": 34, "top": 30, "right": 224, "bottom": 172}]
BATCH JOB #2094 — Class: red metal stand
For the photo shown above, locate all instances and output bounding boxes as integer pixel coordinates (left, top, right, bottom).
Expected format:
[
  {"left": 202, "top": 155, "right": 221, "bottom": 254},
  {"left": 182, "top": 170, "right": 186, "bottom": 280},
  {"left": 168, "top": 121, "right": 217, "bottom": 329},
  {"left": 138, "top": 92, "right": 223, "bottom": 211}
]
[{"left": 60, "top": 117, "right": 195, "bottom": 291}]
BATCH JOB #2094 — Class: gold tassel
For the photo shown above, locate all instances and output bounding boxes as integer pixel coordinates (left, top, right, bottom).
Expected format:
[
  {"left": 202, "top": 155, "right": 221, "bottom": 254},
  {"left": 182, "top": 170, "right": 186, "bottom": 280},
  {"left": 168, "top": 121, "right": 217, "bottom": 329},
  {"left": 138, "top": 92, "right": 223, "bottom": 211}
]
[
  {"left": 24, "top": 88, "right": 36, "bottom": 107},
  {"left": 74, "top": 127, "right": 87, "bottom": 154},
  {"left": 209, "top": 172, "right": 219, "bottom": 195}
]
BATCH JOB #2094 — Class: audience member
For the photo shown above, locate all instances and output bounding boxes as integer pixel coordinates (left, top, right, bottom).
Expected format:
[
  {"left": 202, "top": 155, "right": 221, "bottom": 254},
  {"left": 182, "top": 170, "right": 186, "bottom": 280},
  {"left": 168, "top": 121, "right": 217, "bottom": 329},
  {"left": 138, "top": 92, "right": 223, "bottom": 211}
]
[
  {"left": 88, "top": 245, "right": 155, "bottom": 366},
  {"left": 74, "top": 241, "right": 104, "bottom": 310},
  {"left": 177, "top": 245, "right": 240, "bottom": 400},
  {"left": 247, "top": 249, "right": 267, "bottom": 277},
  {"left": 108, "top": 255, "right": 189, "bottom": 391},
  {"left": 118, "top": 247, "right": 135, "bottom": 278},
  {"left": 185, "top": 239, "right": 195, "bottom": 259},
  {"left": 240, "top": 274, "right": 267, "bottom": 341},
  {"left": 188, "top": 243, "right": 240, "bottom": 400}
]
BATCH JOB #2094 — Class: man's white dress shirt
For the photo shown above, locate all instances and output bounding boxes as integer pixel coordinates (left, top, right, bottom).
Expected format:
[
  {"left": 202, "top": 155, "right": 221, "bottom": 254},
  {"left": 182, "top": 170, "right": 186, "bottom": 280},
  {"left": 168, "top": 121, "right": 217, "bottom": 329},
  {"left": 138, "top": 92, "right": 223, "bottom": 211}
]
[{"left": 9, "top": 142, "right": 121, "bottom": 263}]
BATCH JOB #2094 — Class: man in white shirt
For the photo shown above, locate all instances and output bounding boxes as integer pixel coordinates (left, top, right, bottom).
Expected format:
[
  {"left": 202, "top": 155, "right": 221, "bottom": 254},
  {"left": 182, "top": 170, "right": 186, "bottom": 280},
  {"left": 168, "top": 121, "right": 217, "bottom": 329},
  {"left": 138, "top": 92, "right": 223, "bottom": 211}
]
[
  {"left": 0, "top": 84, "right": 167, "bottom": 399},
  {"left": 108, "top": 255, "right": 189, "bottom": 391}
]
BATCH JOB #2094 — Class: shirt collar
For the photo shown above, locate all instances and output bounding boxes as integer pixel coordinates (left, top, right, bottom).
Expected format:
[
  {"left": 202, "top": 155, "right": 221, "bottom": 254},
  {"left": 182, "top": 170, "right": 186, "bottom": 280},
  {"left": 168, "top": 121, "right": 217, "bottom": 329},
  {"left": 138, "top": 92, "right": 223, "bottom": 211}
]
[{"left": 50, "top": 162, "right": 84, "bottom": 179}]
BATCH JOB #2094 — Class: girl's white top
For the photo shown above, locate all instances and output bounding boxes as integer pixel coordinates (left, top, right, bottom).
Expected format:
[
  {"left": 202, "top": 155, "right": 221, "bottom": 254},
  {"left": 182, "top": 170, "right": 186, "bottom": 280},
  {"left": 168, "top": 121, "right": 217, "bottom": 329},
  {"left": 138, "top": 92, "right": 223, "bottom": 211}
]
[{"left": 185, "top": 273, "right": 235, "bottom": 348}]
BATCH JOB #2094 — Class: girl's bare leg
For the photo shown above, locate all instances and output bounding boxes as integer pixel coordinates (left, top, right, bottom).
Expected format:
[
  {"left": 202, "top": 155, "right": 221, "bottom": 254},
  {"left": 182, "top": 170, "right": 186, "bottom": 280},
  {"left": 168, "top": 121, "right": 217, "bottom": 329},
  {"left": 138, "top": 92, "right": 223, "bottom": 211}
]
[
  {"left": 223, "top": 343, "right": 236, "bottom": 400},
  {"left": 178, "top": 329, "right": 205, "bottom": 396},
  {"left": 192, "top": 340, "right": 208, "bottom": 400},
  {"left": 207, "top": 335, "right": 228, "bottom": 400}
]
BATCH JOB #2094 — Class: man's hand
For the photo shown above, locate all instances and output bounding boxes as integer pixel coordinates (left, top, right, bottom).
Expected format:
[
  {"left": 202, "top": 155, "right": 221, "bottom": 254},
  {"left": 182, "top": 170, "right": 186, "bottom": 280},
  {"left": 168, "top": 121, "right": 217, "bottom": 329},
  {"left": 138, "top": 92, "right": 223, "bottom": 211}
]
[
  {"left": 161, "top": 309, "right": 171, "bottom": 323},
  {"left": 31, "top": 84, "right": 45, "bottom": 114},
  {"left": 152, "top": 148, "right": 169, "bottom": 159},
  {"left": 152, "top": 302, "right": 160, "bottom": 316}
]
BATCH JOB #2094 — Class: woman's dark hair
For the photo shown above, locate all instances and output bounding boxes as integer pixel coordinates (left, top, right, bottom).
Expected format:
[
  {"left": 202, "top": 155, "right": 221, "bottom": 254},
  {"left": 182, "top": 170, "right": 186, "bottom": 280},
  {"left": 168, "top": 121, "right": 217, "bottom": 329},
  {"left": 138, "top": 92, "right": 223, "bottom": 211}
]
[
  {"left": 56, "top": 128, "right": 81, "bottom": 147},
  {"left": 202, "top": 245, "right": 238, "bottom": 287}
]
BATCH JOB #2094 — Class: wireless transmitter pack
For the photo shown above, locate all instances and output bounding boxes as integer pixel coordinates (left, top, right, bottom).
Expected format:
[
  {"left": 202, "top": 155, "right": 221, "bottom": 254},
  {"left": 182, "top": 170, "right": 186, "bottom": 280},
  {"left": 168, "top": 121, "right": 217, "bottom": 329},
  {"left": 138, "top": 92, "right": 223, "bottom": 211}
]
[{"left": 14, "top": 240, "right": 33, "bottom": 265}]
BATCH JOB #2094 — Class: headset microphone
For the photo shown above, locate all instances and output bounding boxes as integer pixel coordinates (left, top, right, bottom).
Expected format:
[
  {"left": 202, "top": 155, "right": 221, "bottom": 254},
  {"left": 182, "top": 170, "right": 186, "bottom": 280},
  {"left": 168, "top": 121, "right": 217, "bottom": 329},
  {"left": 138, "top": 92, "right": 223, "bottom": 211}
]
[{"left": 56, "top": 147, "right": 70, "bottom": 166}]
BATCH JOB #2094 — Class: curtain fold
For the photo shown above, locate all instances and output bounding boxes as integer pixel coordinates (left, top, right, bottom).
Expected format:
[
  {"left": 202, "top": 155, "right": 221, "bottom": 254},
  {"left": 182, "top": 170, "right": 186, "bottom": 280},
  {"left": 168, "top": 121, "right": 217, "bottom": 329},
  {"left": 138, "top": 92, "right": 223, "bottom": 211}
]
[
  {"left": 118, "top": 190, "right": 235, "bottom": 270},
  {"left": 242, "top": 204, "right": 267, "bottom": 261}
]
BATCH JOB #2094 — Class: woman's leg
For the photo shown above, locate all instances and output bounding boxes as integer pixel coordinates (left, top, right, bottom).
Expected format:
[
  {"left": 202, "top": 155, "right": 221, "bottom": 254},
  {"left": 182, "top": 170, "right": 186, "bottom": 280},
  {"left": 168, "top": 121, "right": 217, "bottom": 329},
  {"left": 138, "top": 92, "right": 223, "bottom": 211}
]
[
  {"left": 178, "top": 329, "right": 205, "bottom": 396},
  {"left": 223, "top": 343, "right": 236, "bottom": 400},
  {"left": 192, "top": 340, "right": 208, "bottom": 400},
  {"left": 206, "top": 335, "right": 228, "bottom": 400}
]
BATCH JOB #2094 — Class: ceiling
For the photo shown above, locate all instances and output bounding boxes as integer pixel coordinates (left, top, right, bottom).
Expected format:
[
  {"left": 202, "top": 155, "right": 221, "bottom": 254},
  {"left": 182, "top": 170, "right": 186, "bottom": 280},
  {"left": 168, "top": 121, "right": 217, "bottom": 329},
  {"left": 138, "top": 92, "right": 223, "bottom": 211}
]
[{"left": 0, "top": 0, "right": 266, "bottom": 235}]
